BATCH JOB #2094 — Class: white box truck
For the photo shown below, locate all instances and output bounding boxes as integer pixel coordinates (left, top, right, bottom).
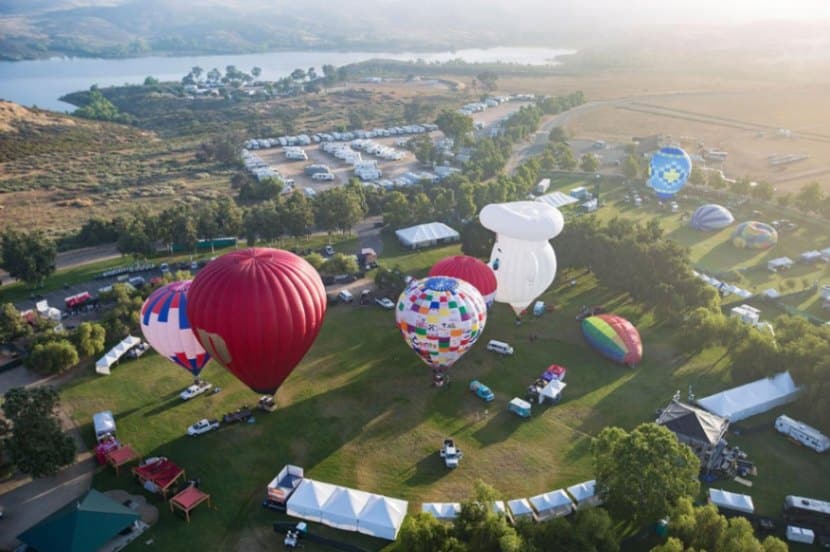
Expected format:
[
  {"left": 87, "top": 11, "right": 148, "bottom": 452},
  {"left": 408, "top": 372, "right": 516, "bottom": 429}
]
[{"left": 93, "top": 411, "right": 116, "bottom": 442}]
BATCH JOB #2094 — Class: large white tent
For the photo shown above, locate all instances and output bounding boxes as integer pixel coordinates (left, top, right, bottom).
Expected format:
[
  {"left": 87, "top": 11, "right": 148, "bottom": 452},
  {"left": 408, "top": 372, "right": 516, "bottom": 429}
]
[
  {"left": 535, "top": 191, "right": 579, "bottom": 209},
  {"left": 529, "top": 490, "right": 574, "bottom": 520},
  {"left": 697, "top": 372, "right": 802, "bottom": 422},
  {"left": 357, "top": 495, "right": 408, "bottom": 541},
  {"left": 709, "top": 488, "right": 755, "bottom": 514},
  {"left": 321, "top": 487, "right": 371, "bottom": 531},
  {"left": 507, "top": 498, "right": 534, "bottom": 520},
  {"left": 566, "top": 480, "right": 602, "bottom": 509},
  {"left": 95, "top": 336, "right": 141, "bottom": 375},
  {"left": 286, "top": 479, "right": 338, "bottom": 523},
  {"left": 395, "top": 222, "right": 459, "bottom": 249},
  {"left": 421, "top": 502, "right": 461, "bottom": 520}
]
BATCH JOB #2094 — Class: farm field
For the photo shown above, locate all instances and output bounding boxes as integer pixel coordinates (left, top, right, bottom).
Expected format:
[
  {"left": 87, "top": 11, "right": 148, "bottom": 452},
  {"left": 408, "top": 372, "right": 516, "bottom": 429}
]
[{"left": 59, "top": 234, "right": 830, "bottom": 551}]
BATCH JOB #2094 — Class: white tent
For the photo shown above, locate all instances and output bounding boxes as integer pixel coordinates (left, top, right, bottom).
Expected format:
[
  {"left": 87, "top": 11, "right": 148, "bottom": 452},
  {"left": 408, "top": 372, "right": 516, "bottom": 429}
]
[
  {"left": 539, "top": 380, "right": 567, "bottom": 404},
  {"left": 529, "top": 490, "right": 574, "bottom": 520},
  {"left": 697, "top": 372, "right": 802, "bottom": 422},
  {"left": 286, "top": 479, "right": 338, "bottom": 523},
  {"left": 762, "top": 288, "right": 781, "bottom": 299},
  {"left": 507, "top": 498, "right": 534, "bottom": 520},
  {"left": 395, "top": 222, "right": 459, "bottom": 249},
  {"left": 421, "top": 502, "right": 461, "bottom": 520},
  {"left": 709, "top": 488, "right": 755, "bottom": 514},
  {"left": 535, "top": 191, "right": 579, "bottom": 209},
  {"left": 567, "top": 480, "right": 602, "bottom": 509},
  {"left": 95, "top": 336, "right": 141, "bottom": 375},
  {"left": 321, "top": 487, "right": 371, "bottom": 531},
  {"left": 357, "top": 495, "right": 408, "bottom": 541}
]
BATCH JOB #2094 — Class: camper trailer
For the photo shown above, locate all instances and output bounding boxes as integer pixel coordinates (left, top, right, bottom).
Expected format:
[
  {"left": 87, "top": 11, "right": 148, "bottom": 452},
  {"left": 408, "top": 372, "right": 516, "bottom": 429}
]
[
  {"left": 93, "top": 411, "right": 116, "bottom": 442},
  {"left": 775, "top": 415, "right": 830, "bottom": 453}
]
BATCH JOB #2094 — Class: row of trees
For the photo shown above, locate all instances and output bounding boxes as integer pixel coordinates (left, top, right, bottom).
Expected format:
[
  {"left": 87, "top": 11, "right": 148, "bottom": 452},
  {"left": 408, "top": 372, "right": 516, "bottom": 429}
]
[{"left": 556, "top": 216, "right": 720, "bottom": 320}]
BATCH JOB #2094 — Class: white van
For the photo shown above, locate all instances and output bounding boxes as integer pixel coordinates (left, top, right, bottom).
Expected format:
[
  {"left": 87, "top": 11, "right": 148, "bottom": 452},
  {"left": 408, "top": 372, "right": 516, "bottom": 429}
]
[
  {"left": 93, "top": 410, "right": 116, "bottom": 442},
  {"left": 337, "top": 290, "right": 354, "bottom": 303},
  {"left": 486, "top": 340, "right": 514, "bottom": 356}
]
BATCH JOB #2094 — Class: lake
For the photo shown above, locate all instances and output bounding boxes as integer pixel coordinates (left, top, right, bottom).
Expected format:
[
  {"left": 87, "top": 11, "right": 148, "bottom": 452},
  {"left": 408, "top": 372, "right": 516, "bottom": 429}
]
[{"left": 0, "top": 47, "right": 574, "bottom": 112}]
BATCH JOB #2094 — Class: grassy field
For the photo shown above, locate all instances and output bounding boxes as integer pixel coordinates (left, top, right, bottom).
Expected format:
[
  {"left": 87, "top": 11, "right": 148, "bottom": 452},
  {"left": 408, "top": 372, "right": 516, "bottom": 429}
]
[{"left": 58, "top": 234, "right": 830, "bottom": 551}]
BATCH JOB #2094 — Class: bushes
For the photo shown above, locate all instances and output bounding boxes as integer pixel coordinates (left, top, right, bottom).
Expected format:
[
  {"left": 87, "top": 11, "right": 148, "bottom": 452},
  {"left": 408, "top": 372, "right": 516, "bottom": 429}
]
[{"left": 26, "top": 340, "right": 79, "bottom": 374}]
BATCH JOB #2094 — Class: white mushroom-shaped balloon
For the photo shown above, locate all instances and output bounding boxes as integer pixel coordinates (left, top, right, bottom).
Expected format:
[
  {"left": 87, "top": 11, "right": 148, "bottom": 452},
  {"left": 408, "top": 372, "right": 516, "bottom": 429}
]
[{"left": 480, "top": 201, "right": 564, "bottom": 316}]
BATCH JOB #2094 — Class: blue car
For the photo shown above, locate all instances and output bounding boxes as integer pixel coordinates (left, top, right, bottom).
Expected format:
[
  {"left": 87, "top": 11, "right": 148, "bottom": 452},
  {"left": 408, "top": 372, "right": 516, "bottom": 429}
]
[{"left": 469, "top": 380, "right": 495, "bottom": 402}]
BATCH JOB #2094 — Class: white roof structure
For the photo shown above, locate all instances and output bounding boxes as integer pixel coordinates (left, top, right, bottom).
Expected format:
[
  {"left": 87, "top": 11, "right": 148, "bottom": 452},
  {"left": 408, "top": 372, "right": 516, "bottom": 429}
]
[
  {"left": 538, "top": 380, "right": 566, "bottom": 404},
  {"left": 492, "top": 501, "right": 508, "bottom": 517},
  {"left": 321, "top": 487, "right": 372, "bottom": 531},
  {"left": 286, "top": 479, "right": 338, "bottom": 523},
  {"left": 507, "top": 498, "right": 534, "bottom": 520},
  {"left": 529, "top": 490, "right": 574, "bottom": 520},
  {"left": 697, "top": 372, "right": 802, "bottom": 422},
  {"left": 566, "top": 480, "right": 602, "bottom": 509},
  {"left": 535, "top": 191, "right": 579, "bottom": 209},
  {"left": 421, "top": 502, "right": 461, "bottom": 520},
  {"left": 395, "top": 222, "right": 460, "bottom": 249},
  {"left": 762, "top": 288, "right": 781, "bottom": 299},
  {"left": 801, "top": 250, "right": 823, "bottom": 262},
  {"left": 95, "top": 336, "right": 141, "bottom": 375},
  {"left": 768, "top": 257, "right": 794, "bottom": 270},
  {"left": 357, "top": 495, "right": 408, "bottom": 541},
  {"left": 709, "top": 488, "right": 755, "bottom": 514}
]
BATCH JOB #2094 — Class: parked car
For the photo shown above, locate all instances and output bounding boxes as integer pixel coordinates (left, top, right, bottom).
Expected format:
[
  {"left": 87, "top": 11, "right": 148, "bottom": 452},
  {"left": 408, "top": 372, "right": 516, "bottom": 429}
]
[
  {"left": 469, "top": 380, "right": 495, "bottom": 402},
  {"left": 375, "top": 297, "right": 395, "bottom": 309},
  {"left": 180, "top": 381, "right": 213, "bottom": 401},
  {"left": 127, "top": 342, "right": 150, "bottom": 359},
  {"left": 440, "top": 438, "right": 463, "bottom": 468},
  {"left": 322, "top": 245, "right": 335, "bottom": 257},
  {"left": 187, "top": 419, "right": 220, "bottom": 436}
]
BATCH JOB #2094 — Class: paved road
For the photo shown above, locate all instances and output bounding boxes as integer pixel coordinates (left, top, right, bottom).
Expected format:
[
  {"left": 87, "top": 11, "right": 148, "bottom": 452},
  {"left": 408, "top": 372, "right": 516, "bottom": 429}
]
[{"left": 0, "top": 244, "right": 121, "bottom": 288}]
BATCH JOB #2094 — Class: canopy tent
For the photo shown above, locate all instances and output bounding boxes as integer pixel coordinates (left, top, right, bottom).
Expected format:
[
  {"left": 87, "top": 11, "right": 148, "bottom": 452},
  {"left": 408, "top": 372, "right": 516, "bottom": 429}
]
[
  {"left": 17, "top": 489, "right": 139, "bottom": 552},
  {"left": 286, "top": 480, "right": 338, "bottom": 523},
  {"left": 567, "top": 480, "right": 602, "bottom": 509},
  {"left": 395, "top": 222, "right": 459, "bottom": 249},
  {"left": 132, "top": 458, "right": 185, "bottom": 498},
  {"left": 762, "top": 288, "right": 781, "bottom": 299},
  {"left": 96, "top": 336, "right": 141, "bottom": 375},
  {"left": 709, "top": 488, "right": 755, "bottom": 514},
  {"left": 697, "top": 372, "right": 802, "bottom": 422},
  {"left": 106, "top": 444, "right": 138, "bottom": 475},
  {"left": 535, "top": 191, "right": 579, "bottom": 209},
  {"left": 356, "top": 495, "right": 408, "bottom": 541},
  {"left": 169, "top": 486, "right": 212, "bottom": 523},
  {"left": 507, "top": 498, "right": 534, "bottom": 520},
  {"left": 656, "top": 400, "right": 728, "bottom": 446},
  {"left": 529, "top": 490, "right": 574, "bottom": 520},
  {"left": 421, "top": 502, "right": 461, "bottom": 520},
  {"left": 539, "top": 379, "right": 567, "bottom": 404},
  {"left": 320, "top": 487, "right": 371, "bottom": 531}
]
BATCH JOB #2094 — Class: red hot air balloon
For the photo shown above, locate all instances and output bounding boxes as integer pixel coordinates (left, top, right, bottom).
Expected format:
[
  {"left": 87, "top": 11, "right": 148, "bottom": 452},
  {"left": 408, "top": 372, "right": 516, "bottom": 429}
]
[
  {"left": 186, "top": 248, "right": 326, "bottom": 395},
  {"left": 429, "top": 255, "right": 498, "bottom": 306}
]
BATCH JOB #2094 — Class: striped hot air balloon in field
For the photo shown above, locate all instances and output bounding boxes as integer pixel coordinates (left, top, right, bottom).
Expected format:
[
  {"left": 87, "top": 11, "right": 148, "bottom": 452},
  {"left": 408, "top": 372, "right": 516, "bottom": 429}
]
[
  {"left": 581, "top": 314, "right": 643, "bottom": 367},
  {"left": 690, "top": 204, "right": 734, "bottom": 231},
  {"left": 141, "top": 280, "right": 210, "bottom": 378}
]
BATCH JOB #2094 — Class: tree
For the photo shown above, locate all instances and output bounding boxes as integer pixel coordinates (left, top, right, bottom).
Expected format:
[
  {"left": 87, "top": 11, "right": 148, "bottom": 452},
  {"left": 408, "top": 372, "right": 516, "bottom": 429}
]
[
  {"left": 729, "top": 178, "right": 751, "bottom": 196},
  {"left": 321, "top": 64, "right": 336, "bottom": 86},
  {"left": 592, "top": 423, "right": 700, "bottom": 525},
  {"left": 307, "top": 67, "right": 318, "bottom": 80},
  {"left": 548, "top": 126, "right": 568, "bottom": 143},
  {"left": 455, "top": 481, "right": 521, "bottom": 552},
  {"left": 251, "top": 66, "right": 261, "bottom": 79},
  {"left": 72, "top": 322, "right": 106, "bottom": 358},
  {"left": 116, "top": 215, "right": 155, "bottom": 260},
  {"left": 623, "top": 155, "right": 640, "bottom": 180},
  {"left": 750, "top": 180, "right": 775, "bottom": 201},
  {"left": 322, "top": 253, "right": 359, "bottom": 276},
  {"left": 74, "top": 89, "right": 132, "bottom": 124},
  {"left": 580, "top": 153, "right": 600, "bottom": 173},
  {"left": 143, "top": 76, "right": 159, "bottom": 86},
  {"left": 102, "top": 283, "right": 143, "bottom": 338},
  {"left": 382, "top": 191, "right": 413, "bottom": 230},
  {"left": 282, "top": 192, "right": 315, "bottom": 239},
  {"left": 2, "top": 387, "right": 76, "bottom": 477},
  {"left": 398, "top": 512, "right": 464, "bottom": 552},
  {"left": 206, "top": 67, "right": 221, "bottom": 82},
  {"left": 553, "top": 143, "right": 577, "bottom": 170},
  {"left": 412, "top": 135, "right": 437, "bottom": 166},
  {"left": 795, "top": 181, "right": 824, "bottom": 213},
  {"left": 689, "top": 166, "right": 707, "bottom": 186},
  {"left": 26, "top": 340, "right": 79, "bottom": 374},
  {"left": 191, "top": 66, "right": 203, "bottom": 81},
  {"left": 0, "top": 302, "right": 30, "bottom": 342},
  {"left": 435, "top": 110, "right": 474, "bottom": 146},
  {"left": 347, "top": 109, "right": 365, "bottom": 130},
  {"left": 0, "top": 229, "right": 57, "bottom": 286},
  {"left": 291, "top": 68, "right": 306, "bottom": 81},
  {"left": 709, "top": 170, "right": 727, "bottom": 189},
  {"left": 476, "top": 71, "right": 498, "bottom": 91},
  {"left": 305, "top": 252, "right": 325, "bottom": 271}
]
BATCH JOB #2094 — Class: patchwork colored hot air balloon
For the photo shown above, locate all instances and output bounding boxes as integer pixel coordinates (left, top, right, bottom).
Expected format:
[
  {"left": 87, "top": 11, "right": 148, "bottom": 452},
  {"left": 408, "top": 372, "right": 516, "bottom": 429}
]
[
  {"left": 429, "top": 255, "right": 498, "bottom": 306},
  {"left": 480, "top": 201, "right": 564, "bottom": 316},
  {"left": 581, "top": 314, "right": 643, "bottom": 366},
  {"left": 648, "top": 147, "right": 692, "bottom": 199},
  {"left": 186, "top": 248, "right": 327, "bottom": 395},
  {"left": 140, "top": 280, "right": 209, "bottom": 378},
  {"left": 690, "top": 204, "right": 734, "bottom": 231},
  {"left": 395, "top": 276, "right": 487, "bottom": 372},
  {"left": 731, "top": 221, "right": 778, "bottom": 249}
]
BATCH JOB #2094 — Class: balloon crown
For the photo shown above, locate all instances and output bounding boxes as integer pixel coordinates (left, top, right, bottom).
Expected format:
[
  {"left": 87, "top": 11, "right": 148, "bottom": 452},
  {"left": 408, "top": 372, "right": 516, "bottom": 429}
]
[{"left": 424, "top": 277, "right": 459, "bottom": 292}]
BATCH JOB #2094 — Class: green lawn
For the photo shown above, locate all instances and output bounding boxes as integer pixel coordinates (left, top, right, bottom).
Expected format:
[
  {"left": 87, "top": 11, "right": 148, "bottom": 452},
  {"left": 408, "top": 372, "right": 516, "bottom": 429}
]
[{"left": 60, "top": 256, "right": 830, "bottom": 550}]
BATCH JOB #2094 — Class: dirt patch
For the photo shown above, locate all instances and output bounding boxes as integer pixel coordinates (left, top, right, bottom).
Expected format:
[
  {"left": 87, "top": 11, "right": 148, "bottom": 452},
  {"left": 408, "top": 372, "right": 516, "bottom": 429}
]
[{"left": 0, "top": 100, "right": 69, "bottom": 133}]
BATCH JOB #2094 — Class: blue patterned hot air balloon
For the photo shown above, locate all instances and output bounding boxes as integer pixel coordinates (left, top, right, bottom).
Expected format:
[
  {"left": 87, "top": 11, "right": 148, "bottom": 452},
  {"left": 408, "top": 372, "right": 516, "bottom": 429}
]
[
  {"left": 690, "top": 204, "right": 734, "bottom": 231},
  {"left": 648, "top": 147, "right": 692, "bottom": 199}
]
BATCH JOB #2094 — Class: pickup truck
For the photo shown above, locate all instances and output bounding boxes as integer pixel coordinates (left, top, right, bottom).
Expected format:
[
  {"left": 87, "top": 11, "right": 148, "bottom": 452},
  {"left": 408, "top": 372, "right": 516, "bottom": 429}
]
[
  {"left": 179, "top": 381, "right": 213, "bottom": 401},
  {"left": 187, "top": 419, "right": 220, "bottom": 436},
  {"left": 440, "top": 439, "right": 463, "bottom": 469}
]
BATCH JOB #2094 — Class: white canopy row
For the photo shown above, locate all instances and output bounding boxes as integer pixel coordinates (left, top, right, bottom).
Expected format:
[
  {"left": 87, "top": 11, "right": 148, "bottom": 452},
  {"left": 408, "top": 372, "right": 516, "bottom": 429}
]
[{"left": 95, "top": 336, "right": 142, "bottom": 375}]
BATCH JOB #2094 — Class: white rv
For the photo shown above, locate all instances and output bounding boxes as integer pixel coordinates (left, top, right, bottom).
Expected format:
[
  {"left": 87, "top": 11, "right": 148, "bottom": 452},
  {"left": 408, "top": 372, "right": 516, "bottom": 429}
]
[{"left": 775, "top": 415, "right": 830, "bottom": 453}]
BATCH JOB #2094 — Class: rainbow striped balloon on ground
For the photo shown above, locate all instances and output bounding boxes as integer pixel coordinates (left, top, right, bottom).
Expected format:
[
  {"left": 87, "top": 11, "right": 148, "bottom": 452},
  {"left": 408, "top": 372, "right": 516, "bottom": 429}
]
[
  {"left": 581, "top": 314, "right": 643, "bottom": 367},
  {"left": 732, "top": 221, "right": 778, "bottom": 249},
  {"left": 140, "top": 280, "right": 210, "bottom": 378},
  {"left": 395, "top": 276, "right": 487, "bottom": 373}
]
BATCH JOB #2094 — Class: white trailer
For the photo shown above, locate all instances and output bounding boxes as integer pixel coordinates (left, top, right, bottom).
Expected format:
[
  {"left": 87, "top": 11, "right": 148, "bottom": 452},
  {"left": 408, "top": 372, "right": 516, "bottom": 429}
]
[
  {"left": 267, "top": 464, "right": 305, "bottom": 505},
  {"left": 775, "top": 415, "right": 830, "bottom": 453}
]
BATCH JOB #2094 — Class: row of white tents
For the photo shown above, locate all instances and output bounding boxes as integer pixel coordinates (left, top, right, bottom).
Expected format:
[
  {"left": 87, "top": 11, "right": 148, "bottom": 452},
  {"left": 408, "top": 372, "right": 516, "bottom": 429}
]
[
  {"left": 95, "top": 336, "right": 142, "bottom": 375},
  {"left": 692, "top": 271, "right": 753, "bottom": 299},
  {"left": 286, "top": 479, "right": 408, "bottom": 541},
  {"left": 696, "top": 371, "right": 802, "bottom": 422},
  {"left": 422, "top": 480, "right": 601, "bottom": 524}
]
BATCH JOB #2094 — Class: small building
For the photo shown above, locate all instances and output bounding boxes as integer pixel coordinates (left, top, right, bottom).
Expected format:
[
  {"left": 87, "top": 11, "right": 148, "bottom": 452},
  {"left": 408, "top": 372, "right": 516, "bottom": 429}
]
[
  {"left": 656, "top": 400, "right": 729, "bottom": 470},
  {"left": 395, "top": 222, "right": 460, "bottom": 250},
  {"left": 730, "top": 304, "right": 761, "bottom": 325},
  {"left": 767, "top": 257, "right": 794, "bottom": 272},
  {"left": 534, "top": 178, "right": 551, "bottom": 195},
  {"left": 800, "top": 250, "right": 824, "bottom": 264},
  {"left": 708, "top": 488, "right": 755, "bottom": 515}
]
